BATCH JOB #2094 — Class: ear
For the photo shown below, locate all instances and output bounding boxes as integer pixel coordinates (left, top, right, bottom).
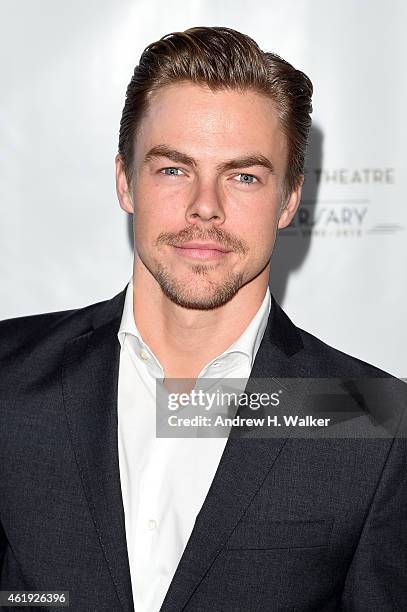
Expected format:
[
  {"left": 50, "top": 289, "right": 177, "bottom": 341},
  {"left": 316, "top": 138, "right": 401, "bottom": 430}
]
[
  {"left": 115, "top": 154, "right": 134, "bottom": 214},
  {"left": 277, "top": 176, "right": 303, "bottom": 230}
]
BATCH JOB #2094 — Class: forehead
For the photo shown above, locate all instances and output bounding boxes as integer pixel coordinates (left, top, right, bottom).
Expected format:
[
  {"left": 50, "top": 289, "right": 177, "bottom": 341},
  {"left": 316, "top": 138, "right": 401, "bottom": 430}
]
[{"left": 134, "top": 82, "right": 287, "bottom": 167}]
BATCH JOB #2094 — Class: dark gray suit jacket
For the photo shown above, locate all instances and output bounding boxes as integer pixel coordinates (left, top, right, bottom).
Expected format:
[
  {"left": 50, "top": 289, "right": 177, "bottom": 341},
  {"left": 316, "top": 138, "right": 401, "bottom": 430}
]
[{"left": 0, "top": 285, "right": 406, "bottom": 611}]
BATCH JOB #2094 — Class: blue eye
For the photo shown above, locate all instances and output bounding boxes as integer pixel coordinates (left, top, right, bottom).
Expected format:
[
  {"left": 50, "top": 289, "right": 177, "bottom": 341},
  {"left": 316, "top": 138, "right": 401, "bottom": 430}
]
[
  {"left": 161, "top": 167, "right": 183, "bottom": 176},
  {"left": 236, "top": 173, "right": 257, "bottom": 184}
]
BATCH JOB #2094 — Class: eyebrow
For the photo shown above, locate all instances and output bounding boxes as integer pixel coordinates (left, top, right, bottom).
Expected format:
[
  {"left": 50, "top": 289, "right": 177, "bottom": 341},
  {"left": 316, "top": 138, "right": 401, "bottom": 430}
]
[{"left": 143, "top": 144, "right": 275, "bottom": 174}]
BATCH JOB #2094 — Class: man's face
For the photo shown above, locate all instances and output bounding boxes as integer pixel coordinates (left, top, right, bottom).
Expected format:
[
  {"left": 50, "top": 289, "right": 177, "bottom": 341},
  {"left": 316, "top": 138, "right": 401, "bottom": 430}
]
[{"left": 116, "top": 82, "right": 301, "bottom": 309}]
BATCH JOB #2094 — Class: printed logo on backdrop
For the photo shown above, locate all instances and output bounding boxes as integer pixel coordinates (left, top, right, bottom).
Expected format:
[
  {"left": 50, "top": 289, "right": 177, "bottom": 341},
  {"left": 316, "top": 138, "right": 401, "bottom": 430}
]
[{"left": 284, "top": 167, "right": 403, "bottom": 238}]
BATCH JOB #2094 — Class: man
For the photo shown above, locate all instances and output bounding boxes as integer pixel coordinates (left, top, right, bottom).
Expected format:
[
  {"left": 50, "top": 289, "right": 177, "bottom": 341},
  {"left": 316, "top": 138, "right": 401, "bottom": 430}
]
[{"left": 0, "top": 26, "right": 406, "bottom": 612}]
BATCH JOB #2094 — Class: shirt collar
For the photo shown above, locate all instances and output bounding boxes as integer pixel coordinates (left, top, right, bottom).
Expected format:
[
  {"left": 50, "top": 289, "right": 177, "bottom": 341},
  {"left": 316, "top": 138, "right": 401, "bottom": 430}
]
[
  {"left": 117, "top": 277, "right": 143, "bottom": 349},
  {"left": 117, "top": 276, "right": 271, "bottom": 371},
  {"left": 216, "top": 286, "right": 271, "bottom": 368}
]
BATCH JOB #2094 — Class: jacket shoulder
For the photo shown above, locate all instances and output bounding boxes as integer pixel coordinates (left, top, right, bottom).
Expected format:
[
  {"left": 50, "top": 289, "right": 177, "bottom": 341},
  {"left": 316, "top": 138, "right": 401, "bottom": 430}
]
[
  {"left": 0, "top": 293, "right": 121, "bottom": 362},
  {"left": 0, "top": 287, "right": 127, "bottom": 399},
  {"left": 295, "top": 326, "right": 393, "bottom": 379}
]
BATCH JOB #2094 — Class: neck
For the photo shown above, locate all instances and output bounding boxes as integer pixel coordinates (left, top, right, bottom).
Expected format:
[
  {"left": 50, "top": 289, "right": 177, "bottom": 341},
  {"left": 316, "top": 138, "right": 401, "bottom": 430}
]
[{"left": 132, "top": 255, "right": 270, "bottom": 379}]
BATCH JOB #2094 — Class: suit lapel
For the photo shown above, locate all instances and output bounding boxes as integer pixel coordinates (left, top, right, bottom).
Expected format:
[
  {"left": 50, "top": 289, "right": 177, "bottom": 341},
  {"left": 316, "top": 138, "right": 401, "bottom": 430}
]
[
  {"left": 61, "top": 288, "right": 134, "bottom": 612},
  {"left": 159, "top": 294, "right": 305, "bottom": 612}
]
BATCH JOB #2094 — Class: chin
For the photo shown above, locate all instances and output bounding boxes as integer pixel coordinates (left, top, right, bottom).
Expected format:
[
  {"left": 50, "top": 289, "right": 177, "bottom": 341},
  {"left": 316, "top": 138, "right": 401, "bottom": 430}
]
[{"left": 154, "top": 264, "right": 245, "bottom": 311}]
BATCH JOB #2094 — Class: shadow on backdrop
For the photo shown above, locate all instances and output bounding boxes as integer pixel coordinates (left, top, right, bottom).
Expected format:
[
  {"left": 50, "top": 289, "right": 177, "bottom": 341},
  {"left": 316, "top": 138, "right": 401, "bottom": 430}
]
[{"left": 269, "top": 123, "right": 324, "bottom": 305}]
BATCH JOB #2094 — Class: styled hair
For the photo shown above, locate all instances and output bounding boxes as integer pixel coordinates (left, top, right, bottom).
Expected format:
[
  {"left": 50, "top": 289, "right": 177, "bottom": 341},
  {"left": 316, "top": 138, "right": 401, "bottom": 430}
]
[{"left": 118, "top": 26, "right": 313, "bottom": 198}]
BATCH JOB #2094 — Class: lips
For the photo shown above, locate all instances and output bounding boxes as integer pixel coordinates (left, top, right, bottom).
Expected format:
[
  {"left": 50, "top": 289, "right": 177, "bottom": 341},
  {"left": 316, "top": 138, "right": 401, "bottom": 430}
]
[
  {"left": 173, "top": 242, "right": 231, "bottom": 253},
  {"left": 171, "top": 242, "right": 231, "bottom": 261}
]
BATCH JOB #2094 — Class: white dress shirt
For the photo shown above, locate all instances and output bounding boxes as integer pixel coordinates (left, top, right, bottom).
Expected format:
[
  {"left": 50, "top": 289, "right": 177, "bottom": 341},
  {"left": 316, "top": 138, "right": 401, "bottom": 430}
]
[{"left": 117, "top": 277, "right": 271, "bottom": 611}]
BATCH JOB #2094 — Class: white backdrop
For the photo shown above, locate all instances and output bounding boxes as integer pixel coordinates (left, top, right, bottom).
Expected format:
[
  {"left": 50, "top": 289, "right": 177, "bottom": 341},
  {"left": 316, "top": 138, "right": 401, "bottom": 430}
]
[{"left": 1, "top": 0, "right": 405, "bottom": 377}]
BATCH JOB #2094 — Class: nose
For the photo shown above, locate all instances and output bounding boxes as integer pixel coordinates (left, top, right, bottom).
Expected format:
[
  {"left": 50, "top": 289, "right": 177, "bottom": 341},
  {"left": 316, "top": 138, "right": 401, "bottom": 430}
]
[{"left": 185, "top": 178, "right": 226, "bottom": 227}]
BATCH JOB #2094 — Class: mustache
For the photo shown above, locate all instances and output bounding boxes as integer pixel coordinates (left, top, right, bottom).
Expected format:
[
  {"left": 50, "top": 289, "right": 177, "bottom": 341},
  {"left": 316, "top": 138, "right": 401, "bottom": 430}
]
[{"left": 155, "top": 226, "right": 249, "bottom": 256}]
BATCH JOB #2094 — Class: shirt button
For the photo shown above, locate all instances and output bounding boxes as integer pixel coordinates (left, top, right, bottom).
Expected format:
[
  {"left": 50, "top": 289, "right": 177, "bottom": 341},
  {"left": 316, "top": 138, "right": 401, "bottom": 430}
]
[
  {"left": 139, "top": 349, "right": 149, "bottom": 361},
  {"left": 148, "top": 519, "right": 157, "bottom": 530},
  {"left": 212, "top": 361, "right": 221, "bottom": 367}
]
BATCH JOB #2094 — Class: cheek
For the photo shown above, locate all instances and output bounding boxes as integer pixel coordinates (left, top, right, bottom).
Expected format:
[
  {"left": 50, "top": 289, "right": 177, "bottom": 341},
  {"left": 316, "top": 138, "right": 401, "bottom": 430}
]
[
  {"left": 133, "top": 193, "right": 176, "bottom": 236},
  {"left": 133, "top": 179, "right": 187, "bottom": 229},
  {"left": 233, "top": 200, "right": 280, "bottom": 249}
]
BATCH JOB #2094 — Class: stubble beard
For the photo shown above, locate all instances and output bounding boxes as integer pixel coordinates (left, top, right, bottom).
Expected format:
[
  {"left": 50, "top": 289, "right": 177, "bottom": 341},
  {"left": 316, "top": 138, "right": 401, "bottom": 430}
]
[{"left": 153, "top": 261, "right": 246, "bottom": 310}]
